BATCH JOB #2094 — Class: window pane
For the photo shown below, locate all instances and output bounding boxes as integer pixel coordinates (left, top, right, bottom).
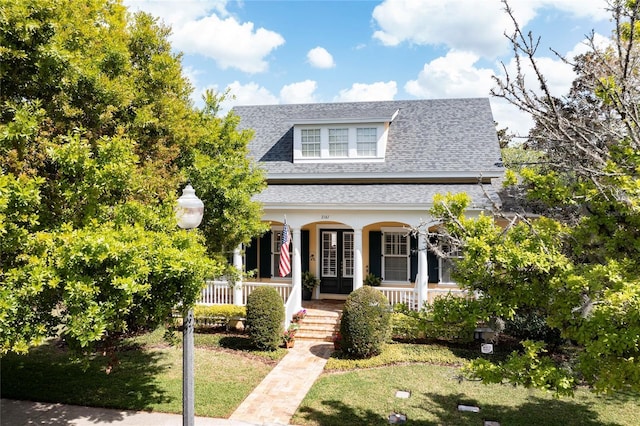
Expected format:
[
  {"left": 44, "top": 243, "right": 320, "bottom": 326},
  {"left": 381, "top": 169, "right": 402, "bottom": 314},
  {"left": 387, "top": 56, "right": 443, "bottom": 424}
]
[
  {"left": 385, "top": 257, "right": 407, "bottom": 281},
  {"left": 322, "top": 232, "right": 337, "bottom": 277},
  {"left": 343, "top": 232, "right": 354, "bottom": 277},
  {"left": 383, "top": 232, "right": 409, "bottom": 281},
  {"left": 301, "top": 129, "right": 321, "bottom": 157},
  {"left": 439, "top": 244, "right": 461, "bottom": 283},
  {"left": 357, "top": 127, "right": 377, "bottom": 156},
  {"left": 329, "top": 128, "right": 348, "bottom": 157},
  {"left": 384, "top": 233, "right": 407, "bottom": 255}
]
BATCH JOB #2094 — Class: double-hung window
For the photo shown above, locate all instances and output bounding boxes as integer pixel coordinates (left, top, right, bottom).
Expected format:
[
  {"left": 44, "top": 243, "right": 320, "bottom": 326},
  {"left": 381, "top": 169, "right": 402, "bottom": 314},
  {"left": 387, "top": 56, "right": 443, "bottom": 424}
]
[
  {"left": 301, "top": 129, "right": 321, "bottom": 157},
  {"left": 356, "top": 127, "right": 377, "bottom": 156},
  {"left": 383, "top": 231, "right": 409, "bottom": 281},
  {"left": 328, "top": 128, "right": 348, "bottom": 157},
  {"left": 439, "top": 244, "right": 461, "bottom": 283}
]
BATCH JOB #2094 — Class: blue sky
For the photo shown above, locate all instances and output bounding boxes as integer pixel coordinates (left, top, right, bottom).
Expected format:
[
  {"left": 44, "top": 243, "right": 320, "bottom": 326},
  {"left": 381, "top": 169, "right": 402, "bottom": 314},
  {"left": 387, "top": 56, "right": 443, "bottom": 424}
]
[{"left": 123, "top": 0, "right": 613, "bottom": 137}]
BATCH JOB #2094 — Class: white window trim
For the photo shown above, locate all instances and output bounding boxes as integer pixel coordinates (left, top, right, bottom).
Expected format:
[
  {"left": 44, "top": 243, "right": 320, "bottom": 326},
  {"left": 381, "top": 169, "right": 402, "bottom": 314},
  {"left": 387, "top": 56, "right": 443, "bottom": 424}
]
[
  {"left": 381, "top": 227, "right": 410, "bottom": 283},
  {"left": 293, "top": 123, "right": 388, "bottom": 163}
]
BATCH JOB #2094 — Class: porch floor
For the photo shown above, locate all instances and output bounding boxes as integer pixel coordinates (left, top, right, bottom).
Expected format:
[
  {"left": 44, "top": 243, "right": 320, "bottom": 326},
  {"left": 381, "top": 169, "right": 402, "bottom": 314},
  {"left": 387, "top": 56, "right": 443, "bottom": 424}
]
[{"left": 301, "top": 299, "right": 344, "bottom": 312}]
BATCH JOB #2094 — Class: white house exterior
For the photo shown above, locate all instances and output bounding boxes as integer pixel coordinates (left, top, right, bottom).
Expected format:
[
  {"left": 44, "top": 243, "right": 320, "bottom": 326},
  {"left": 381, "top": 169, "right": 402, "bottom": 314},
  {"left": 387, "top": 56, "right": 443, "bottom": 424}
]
[{"left": 213, "top": 99, "right": 503, "bottom": 318}]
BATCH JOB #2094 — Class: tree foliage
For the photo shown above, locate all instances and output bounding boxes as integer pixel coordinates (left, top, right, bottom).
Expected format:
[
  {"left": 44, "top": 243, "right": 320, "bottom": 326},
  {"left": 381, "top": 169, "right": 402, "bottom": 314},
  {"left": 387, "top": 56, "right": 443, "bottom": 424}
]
[
  {"left": 0, "top": 0, "right": 265, "bottom": 355},
  {"left": 421, "top": 0, "right": 640, "bottom": 395}
]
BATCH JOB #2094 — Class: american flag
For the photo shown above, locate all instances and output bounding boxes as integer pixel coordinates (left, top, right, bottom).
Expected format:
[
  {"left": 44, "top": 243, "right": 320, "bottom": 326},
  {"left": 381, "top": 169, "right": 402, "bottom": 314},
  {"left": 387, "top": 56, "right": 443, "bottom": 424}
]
[{"left": 278, "top": 220, "right": 291, "bottom": 277}]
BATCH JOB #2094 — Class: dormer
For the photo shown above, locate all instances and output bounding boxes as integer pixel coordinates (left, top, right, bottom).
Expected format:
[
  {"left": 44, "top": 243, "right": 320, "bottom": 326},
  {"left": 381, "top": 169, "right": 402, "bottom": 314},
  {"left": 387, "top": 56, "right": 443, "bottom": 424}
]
[{"left": 291, "top": 109, "right": 399, "bottom": 163}]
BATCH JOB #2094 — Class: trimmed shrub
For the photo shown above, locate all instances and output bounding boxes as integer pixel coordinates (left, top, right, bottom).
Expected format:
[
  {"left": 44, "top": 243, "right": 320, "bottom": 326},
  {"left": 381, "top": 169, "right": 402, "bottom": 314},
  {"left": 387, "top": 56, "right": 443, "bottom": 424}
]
[
  {"left": 245, "top": 287, "right": 285, "bottom": 351},
  {"left": 192, "top": 305, "right": 246, "bottom": 329},
  {"left": 340, "top": 286, "right": 391, "bottom": 358}
]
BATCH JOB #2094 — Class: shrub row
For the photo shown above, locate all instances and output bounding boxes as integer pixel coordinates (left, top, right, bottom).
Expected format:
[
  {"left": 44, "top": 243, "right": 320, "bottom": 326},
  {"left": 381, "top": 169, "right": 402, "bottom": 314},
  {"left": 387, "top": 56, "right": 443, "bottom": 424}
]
[{"left": 192, "top": 305, "right": 247, "bottom": 329}]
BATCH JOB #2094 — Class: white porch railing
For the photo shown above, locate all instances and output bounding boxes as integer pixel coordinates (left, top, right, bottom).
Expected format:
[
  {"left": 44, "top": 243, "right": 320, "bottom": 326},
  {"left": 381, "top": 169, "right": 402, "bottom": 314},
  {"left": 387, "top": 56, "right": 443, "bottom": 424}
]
[
  {"left": 198, "top": 280, "right": 467, "bottom": 311},
  {"left": 377, "top": 286, "right": 418, "bottom": 309},
  {"left": 377, "top": 286, "right": 468, "bottom": 311},
  {"left": 242, "top": 282, "right": 292, "bottom": 305},
  {"left": 199, "top": 280, "right": 234, "bottom": 305},
  {"left": 197, "top": 280, "right": 292, "bottom": 306}
]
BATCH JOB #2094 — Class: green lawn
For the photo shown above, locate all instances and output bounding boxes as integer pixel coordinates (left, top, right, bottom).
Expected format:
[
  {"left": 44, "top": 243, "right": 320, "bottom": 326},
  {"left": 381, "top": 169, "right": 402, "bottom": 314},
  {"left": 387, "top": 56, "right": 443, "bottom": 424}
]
[
  {"left": 0, "top": 328, "right": 285, "bottom": 418},
  {"left": 2, "top": 332, "right": 639, "bottom": 425},
  {"left": 293, "top": 364, "right": 639, "bottom": 426}
]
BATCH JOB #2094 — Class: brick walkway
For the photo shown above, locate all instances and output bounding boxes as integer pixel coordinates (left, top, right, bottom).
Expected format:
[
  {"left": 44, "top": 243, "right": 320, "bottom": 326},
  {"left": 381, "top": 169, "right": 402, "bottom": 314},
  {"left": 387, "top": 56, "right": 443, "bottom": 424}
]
[{"left": 229, "top": 340, "right": 334, "bottom": 425}]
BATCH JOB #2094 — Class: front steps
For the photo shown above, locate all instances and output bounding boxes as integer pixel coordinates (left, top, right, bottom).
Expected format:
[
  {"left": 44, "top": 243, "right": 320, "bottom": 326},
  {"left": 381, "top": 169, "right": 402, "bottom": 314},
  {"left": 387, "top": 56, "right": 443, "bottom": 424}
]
[{"left": 295, "top": 300, "right": 343, "bottom": 342}]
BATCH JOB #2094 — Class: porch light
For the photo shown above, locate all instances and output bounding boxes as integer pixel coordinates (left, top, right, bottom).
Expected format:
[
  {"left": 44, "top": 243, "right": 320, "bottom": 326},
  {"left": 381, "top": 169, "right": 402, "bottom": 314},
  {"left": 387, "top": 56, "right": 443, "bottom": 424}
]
[{"left": 176, "top": 183, "right": 204, "bottom": 426}]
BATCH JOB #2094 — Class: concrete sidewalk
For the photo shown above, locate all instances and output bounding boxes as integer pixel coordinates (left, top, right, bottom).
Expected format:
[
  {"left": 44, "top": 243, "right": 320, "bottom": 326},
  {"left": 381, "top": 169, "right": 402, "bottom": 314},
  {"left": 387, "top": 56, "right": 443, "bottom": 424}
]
[{"left": 0, "top": 399, "right": 255, "bottom": 426}]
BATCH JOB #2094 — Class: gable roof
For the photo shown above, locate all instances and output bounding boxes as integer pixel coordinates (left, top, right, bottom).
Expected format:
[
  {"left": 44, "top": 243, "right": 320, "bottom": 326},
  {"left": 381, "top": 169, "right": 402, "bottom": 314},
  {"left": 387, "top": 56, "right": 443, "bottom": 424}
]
[{"left": 234, "top": 98, "right": 503, "bottom": 183}]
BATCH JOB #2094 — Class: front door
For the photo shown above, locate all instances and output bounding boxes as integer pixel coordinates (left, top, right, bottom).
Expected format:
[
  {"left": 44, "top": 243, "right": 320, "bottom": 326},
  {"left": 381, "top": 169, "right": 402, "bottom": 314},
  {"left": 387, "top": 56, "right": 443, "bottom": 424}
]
[{"left": 319, "top": 230, "right": 354, "bottom": 294}]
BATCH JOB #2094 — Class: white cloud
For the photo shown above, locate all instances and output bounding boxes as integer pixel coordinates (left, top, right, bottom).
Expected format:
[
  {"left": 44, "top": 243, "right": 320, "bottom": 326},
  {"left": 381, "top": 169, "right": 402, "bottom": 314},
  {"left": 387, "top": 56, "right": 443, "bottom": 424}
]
[
  {"left": 123, "top": 0, "right": 230, "bottom": 26},
  {"left": 372, "top": 0, "right": 513, "bottom": 57},
  {"left": 490, "top": 33, "right": 610, "bottom": 137},
  {"left": 565, "top": 32, "right": 611, "bottom": 59},
  {"left": 280, "top": 80, "right": 318, "bottom": 104},
  {"left": 124, "top": 0, "right": 284, "bottom": 73},
  {"left": 404, "top": 51, "right": 495, "bottom": 98},
  {"left": 224, "top": 81, "right": 279, "bottom": 109},
  {"left": 181, "top": 65, "right": 202, "bottom": 88},
  {"left": 372, "top": 0, "right": 609, "bottom": 58},
  {"left": 334, "top": 81, "right": 398, "bottom": 102},
  {"left": 307, "top": 47, "right": 335, "bottom": 69},
  {"left": 490, "top": 99, "right": 534, "bottom": 140},
  {"left": 171, "top": 15, "right": 284, "bottom": 73}
]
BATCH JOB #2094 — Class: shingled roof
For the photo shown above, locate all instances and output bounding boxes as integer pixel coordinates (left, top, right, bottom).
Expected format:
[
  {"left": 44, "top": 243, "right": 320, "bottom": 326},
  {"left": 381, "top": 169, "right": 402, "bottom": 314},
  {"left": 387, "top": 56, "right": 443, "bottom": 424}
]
[{"left": 234, "top": 98, "right": 503, "bottom": 182}]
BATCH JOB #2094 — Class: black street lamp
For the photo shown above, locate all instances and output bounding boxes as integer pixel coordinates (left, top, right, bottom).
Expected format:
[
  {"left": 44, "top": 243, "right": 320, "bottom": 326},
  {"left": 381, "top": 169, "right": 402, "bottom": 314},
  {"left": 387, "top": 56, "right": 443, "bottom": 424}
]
[{"left": 176, "top": 184, "right": 204, "bottom": 426}]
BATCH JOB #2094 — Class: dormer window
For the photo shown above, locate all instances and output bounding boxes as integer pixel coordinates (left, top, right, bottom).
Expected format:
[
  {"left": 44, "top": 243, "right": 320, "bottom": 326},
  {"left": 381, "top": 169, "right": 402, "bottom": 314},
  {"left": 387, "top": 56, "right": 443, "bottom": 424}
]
[
  {"left": 301, "top": 129, "right": 321, "bottom": 157},
  {"left": 291, "top": 109, "right": 398, "bottom": 163},
  {"left": 356, "top": 127, "right": 377, "bottom": 156},
  {"left": 329, "top": 128, "right": 348, "bottom": 156}
]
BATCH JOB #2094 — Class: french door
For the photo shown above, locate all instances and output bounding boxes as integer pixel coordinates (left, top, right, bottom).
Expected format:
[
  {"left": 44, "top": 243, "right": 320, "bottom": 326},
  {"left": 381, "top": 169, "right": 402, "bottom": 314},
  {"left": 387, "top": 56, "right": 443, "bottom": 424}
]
[{"left": 319, "top": 230, "right": 354, "bottom": 294}]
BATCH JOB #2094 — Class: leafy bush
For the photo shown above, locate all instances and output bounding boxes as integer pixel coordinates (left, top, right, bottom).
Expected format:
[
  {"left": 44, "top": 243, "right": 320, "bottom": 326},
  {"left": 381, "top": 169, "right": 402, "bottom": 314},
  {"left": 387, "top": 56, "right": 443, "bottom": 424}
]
[
  {"left": 504, "top": 310, "right": 563, "bottom": 348},
  {"left": 392, "top": 295, "right": 483, "bottom": 343},
  {"left": 192, "top": 305, "right": 246, "bottom": 329},
  {"left": 302, "top": 271, "right": 319, "bottom": 291},
  {"left": 363, "top": 273, "right": 382, "bottom": 286},
  {"left": 245, "top": 287, "right": 284, "bottom": 351},
  {"left": 340, "top": 286, "right": 391, "bottom": 358}
]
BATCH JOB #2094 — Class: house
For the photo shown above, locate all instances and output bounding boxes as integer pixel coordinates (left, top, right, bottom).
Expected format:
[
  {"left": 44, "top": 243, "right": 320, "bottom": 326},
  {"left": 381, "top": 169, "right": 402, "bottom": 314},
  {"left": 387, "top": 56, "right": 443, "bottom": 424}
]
[{"left": 210, "top": 99, "right": 503, "bottom": 318}]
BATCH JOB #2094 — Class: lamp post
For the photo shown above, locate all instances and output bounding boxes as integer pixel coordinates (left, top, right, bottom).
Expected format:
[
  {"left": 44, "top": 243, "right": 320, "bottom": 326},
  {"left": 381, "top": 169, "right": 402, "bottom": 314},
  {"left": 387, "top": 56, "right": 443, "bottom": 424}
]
[{"left": 176, "top": 183, "right": 204, "bottom": 426}]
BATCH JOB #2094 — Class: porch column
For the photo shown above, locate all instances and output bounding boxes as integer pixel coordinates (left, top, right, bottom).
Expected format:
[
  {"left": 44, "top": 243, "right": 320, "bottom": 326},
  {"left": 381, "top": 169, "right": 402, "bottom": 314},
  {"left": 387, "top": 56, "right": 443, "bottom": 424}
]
[
  {"left": 232, "top": 245, "right": 243, "bottom": 306},
  {"left": 354, "top": 228, "right": 363, "bottom": 290},
  {"left": 416, "top": 233, "right": 429, "bottom": 309},
  {"left": 291, "top": 227, "right": 302, "bottom": 313}
]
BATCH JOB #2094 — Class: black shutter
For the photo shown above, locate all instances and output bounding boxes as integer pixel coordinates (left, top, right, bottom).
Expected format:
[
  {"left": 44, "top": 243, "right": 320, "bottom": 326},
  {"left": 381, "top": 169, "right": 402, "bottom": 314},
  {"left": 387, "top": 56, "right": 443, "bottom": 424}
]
[
  {"left": 369, "top": 231, "right": 382, "bottom": 278},
  {"left": 301, "top": 230, "right": 310, "bottom": 272},
  {"left": 259, "top": 231, "right": 272, "bottom": 278},
  {"left": 427, "top": 236, "right": 439, "bottom": 283},
  {"left": 245, "top": 237, "right": 258, "bottom": 273},
  {"left": 410, "top": 234, "right": 418, "bottom": 282}
]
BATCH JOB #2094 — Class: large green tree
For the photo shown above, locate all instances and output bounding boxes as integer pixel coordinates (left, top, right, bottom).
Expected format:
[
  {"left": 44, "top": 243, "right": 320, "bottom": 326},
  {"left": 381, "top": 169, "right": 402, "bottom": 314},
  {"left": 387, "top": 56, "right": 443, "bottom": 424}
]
[
  {"left": 0, "top": 0, "right": 265, "bottom": 355},
  {"left": 424, "top": 0, "right": 640, "bottom": 395}
]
